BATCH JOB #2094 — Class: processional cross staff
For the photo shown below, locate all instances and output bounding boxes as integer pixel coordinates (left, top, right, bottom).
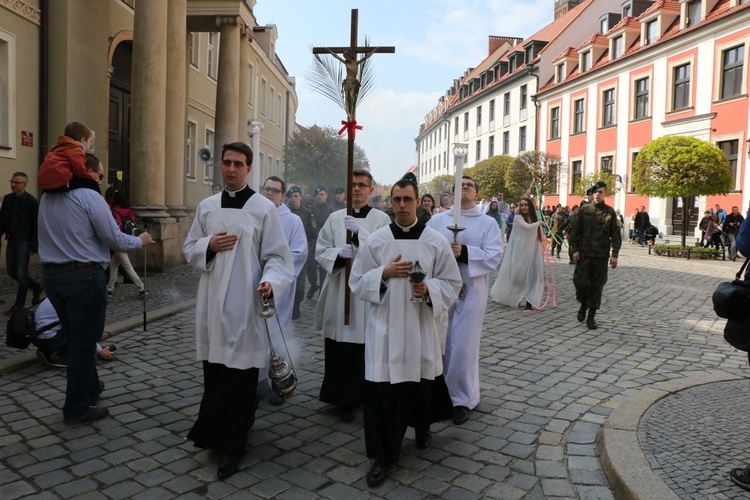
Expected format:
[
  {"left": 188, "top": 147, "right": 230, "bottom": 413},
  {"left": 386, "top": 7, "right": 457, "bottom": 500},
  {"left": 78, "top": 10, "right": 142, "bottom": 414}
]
[{"left": 311, "top": 9, "right": 395, "bottom": 324}]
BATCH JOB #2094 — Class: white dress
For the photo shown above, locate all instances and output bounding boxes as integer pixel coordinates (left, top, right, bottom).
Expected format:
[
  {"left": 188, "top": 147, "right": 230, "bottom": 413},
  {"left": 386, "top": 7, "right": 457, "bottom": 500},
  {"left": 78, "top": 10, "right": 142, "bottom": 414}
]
[
  {"left": 183, "top": 192, "right": 294, "bottom": 370},
  {"left": 489, "top": 216, "right": 544, "bottom": 309}
]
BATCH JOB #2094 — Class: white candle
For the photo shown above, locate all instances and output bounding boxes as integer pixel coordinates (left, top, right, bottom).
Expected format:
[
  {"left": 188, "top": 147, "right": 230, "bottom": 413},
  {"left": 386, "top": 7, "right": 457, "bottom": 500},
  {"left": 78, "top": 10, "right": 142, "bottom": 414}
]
[{"left": 453, "top": 154, "right": 463, "bottom": 227}]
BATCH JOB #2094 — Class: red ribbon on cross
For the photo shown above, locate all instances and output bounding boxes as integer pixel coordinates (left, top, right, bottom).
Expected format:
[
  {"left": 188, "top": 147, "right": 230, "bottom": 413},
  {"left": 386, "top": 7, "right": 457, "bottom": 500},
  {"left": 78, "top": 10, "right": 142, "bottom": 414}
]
[{"left": 338, "top": 120, "right": 363, "bottom": 138}]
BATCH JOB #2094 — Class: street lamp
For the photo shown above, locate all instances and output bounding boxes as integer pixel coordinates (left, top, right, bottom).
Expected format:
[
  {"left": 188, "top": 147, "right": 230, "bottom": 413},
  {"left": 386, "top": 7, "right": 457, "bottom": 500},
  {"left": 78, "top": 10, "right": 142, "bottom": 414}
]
[{"left": 449, "top": 142, "right": 469, "bottom": 242}]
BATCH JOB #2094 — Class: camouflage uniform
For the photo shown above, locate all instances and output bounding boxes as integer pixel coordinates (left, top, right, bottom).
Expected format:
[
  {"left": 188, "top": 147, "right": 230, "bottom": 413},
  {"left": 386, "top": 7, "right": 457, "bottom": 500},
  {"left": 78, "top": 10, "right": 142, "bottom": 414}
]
[
  {"left": 289, "top": 204, "right": 317, "bottom": 313},
  {"left": 569, "top": 201, "right": 621, "bottom": 310},
  {"left": 549, "top": 211, "right": 567, "bottom": 257},
  {"left": 308, "top": 202, "right": 334, "bottom": 294}
]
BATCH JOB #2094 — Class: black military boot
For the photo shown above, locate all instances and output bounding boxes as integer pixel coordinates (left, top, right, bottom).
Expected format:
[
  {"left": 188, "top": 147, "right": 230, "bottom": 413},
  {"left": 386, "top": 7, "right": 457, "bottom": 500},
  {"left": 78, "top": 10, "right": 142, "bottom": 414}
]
[
  {"left": 587, "top": 309, "right": 598, "bottom": 330},
  {"left": 577, "top": 303, "right": 587, "bottom": 322}
]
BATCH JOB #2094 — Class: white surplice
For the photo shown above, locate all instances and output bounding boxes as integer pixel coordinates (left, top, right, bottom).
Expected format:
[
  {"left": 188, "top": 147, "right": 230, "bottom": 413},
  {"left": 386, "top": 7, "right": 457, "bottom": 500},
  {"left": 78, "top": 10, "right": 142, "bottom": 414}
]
[
  {"left": 276, "top": 203, "right": 308, "bottom": 325},
  {"left": 427, "top": 206, "right": 504, "bottom": 409},
  {"left": 183, "top": 192, "right": 294, "bottom": 370},
  {"left": 314, "top": 207, "right": 391, "bottom": 343},
  {"left": 350, "top": 223, "right": 462, "bottom": 383},
  {"left": 489, "top": 216, "right": 544, "bottom": 309}
]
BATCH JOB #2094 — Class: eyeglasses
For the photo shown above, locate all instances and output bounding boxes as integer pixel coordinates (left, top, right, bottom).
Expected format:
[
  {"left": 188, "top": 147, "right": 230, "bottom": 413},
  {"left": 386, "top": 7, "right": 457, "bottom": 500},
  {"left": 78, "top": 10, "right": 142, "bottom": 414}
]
[
  {"left": 461, "top": 182, "right": 476, "bottom": 189},
  {"left": 352, "top": 182, "right": 371, "bottom": 189},
  {"left": 262, "top": 186, "right": 282, "bottom": 195},
  {"left": 392, "top": 196, "right": 415, "bottom": 204},
  {"left": 9, "top": 180, "right": 26, "bottom": 185},
  {"left": 221, "top": 159, "right": 246, "bottom": 168},
  {"left": 97, "top": 172, "right": 104, "bottom": 180}
]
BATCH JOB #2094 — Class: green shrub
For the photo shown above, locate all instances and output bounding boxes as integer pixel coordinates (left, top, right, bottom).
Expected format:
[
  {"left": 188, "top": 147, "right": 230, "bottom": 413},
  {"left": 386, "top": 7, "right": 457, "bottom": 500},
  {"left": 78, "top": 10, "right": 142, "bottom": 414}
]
[{"left": 651, "top": 244, "right": 721, "bottom": 260}]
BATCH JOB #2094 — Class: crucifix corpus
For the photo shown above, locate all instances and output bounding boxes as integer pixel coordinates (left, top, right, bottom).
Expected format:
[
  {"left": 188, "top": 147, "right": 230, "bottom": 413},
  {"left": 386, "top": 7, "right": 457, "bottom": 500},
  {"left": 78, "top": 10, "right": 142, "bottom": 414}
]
[{"left": 311, "top": 9, "right": 395, "bottom": 324}]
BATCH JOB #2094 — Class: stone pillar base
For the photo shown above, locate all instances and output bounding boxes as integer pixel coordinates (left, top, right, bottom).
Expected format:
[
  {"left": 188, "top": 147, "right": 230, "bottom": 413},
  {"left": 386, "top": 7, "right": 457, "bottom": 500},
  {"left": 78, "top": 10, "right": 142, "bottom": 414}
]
[
  {"left": 130, "top": 216, "right": 193, "bottom": 272},
  {"left": 167, "top": 205, "right": 189, "bottom": 219},
  {"left": 132, "top": 204, "right": 171, "bottom": 219}
]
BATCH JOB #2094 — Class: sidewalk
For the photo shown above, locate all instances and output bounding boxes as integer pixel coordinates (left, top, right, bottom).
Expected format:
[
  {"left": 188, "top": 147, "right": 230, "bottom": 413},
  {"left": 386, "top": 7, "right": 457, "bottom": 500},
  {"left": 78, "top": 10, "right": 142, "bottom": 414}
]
[{"left": 1, "top": 246, "right": 749, "bottom": 498}]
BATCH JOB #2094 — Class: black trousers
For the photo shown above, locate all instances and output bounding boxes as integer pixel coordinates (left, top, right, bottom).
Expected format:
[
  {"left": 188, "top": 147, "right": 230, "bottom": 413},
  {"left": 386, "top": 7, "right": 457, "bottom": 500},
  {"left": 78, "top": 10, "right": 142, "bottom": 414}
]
[
  {"left": 187, "top": 361, "right": 259, "bottom": 456},
  {"left": 319, "top": 338, "right": 364, "bottom": 407}
]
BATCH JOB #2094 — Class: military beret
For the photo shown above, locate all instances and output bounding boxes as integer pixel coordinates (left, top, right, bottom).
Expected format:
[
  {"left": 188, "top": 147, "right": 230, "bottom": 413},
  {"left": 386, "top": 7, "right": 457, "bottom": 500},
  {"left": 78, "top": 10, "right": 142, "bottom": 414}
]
[
  {"left": 585, "top": 185, "right": 594, "bottom": 195},
  {"left": 315, "top": 186, "right": 327, "bottom": 193},
  {"left": 287, "top": 186, "right": 302, "bottom": 197},
  {"left": 593, "top": 180, "right": 607, "bottom": 190},
  {"left": 334, "top": 187, "right": 345, "bottom": 194},
  {"left": 401, "top": 172, "right": 418, "bottom": 184}
]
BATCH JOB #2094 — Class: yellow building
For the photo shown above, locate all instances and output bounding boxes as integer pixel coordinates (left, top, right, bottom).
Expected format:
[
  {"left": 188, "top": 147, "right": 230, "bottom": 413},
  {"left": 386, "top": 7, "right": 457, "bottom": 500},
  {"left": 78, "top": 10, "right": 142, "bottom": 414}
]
[{"left": 0, "top": 0, "right": 298, "bottom": 269}]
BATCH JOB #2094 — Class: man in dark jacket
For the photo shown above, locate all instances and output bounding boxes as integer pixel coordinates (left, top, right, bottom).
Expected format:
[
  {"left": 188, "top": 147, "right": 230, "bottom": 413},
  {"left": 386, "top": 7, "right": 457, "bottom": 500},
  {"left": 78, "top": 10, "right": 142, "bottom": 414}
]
[
  {"left": 308, "top": 186, "right": 334, "bottom": 298},
  {"left": 723, "top": 206, "right": 744, "bottom": 262},
  {"left": 634, "top": 205, "right": 650, "bottom": 246},
  {"left": 569, "top": 181, "right": 621, "bottom": 330},
  {"left": 287, "top": 186, "right": 316, "bottom": 319},
  {"left": 0, "top": 172, "right": 44, "bottom": 315}
]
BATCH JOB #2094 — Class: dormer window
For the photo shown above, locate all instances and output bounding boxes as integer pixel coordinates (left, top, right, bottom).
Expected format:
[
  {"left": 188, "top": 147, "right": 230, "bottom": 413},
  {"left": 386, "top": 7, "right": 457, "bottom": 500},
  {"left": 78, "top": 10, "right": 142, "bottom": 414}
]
[
  {"left": 556, "top": 63, "right": 565, "bottom": 83},
  {"left": 612, "top": 36, "right": 624, "bottom": 59},
  {"left": 645, "top": 20, "right": 658, "bottom": 45},
  {"left": 686, "top": 0, "right": 701, "bottom": 27},
  {"left": 581, "top": 51, "right": 591, "bottom": 72},
  {"left": 525, "top": 46, "right": 533, "bottom": 64},
  {"left": 509, "top": 54, "right": 517, "bottom": 72}
]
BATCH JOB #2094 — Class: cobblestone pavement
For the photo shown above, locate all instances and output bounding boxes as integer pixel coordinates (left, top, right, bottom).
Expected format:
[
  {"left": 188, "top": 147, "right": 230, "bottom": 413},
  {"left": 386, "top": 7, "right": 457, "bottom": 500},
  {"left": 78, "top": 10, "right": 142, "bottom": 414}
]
[{"left": 1, "top": 244, "right": 749, "bottom": 499}]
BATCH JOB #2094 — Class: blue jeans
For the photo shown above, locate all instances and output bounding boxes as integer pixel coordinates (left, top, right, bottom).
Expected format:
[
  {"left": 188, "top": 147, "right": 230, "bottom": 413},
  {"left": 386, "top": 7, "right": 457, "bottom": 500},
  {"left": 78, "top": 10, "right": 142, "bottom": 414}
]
[
  {"left": 43, "top": 264, "right": 107, "bottom": 418},
  {"left": 7, "top": 238, "right": 42, "bottom": 308}
]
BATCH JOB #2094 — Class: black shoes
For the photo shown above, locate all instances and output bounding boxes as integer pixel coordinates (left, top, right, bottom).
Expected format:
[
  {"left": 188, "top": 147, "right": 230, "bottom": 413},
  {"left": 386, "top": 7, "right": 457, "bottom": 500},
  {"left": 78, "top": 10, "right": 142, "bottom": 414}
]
[
  {"left": 577, "top": 304, "right": 587, "bottom": 322},
  {"left": 341, "top": 406, "right": 355, "bottom": 422},
  {"left": 587, "top": 309, "right": 598, "bottom": 330},
  {"left": 269, "top": 392, "right": 285, "bottom": 406},
  {"left": 306, "top": 285, "right": 318, "bottom": 299},
  {"left": 415, "top": 429, "right": 432, "bottom": 450},
  {"left": 366, "top": 459, "right": 392, "bottom": 487},
  {"left": 731, "top": 466, "right": 750, "bottom": 491},
  {"left": 217, "top": 454, "right": 240, "bottom": 479},
  {"left": 292, "top": 308, "right": 301, "bottom": 320},
  {"left": 32, "top": 287, "right": 45, "bottom": 305},
  {"left": 64, "top": 406, "right": 109, "bottom": 424},
  {"left": 91, "top": 381, "right": 105, "bottom": 404},
  {"left": 453, "top": 406, "right": 469, "bottom": 425}
]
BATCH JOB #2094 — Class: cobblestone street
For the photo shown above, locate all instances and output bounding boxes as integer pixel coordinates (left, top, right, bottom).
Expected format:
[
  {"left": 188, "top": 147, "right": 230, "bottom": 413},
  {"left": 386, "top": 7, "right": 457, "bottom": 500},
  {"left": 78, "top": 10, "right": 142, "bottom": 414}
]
[{"left": 1, "top": 244, "right": 749, "bottom": 499}]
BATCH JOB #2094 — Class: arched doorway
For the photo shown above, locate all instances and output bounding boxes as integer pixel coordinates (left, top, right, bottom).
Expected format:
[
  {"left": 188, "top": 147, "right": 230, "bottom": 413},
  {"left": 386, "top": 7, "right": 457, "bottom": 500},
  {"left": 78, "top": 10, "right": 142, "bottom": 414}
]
[{"left": 109, "top": 41, "right": 132, "bottom": 199}]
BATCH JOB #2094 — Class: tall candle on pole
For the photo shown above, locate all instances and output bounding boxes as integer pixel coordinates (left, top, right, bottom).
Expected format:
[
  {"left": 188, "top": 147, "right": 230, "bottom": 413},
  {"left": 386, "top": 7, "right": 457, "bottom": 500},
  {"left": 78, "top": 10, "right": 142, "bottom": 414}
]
[{"left": 448, "top": 143, "right": 469, "bottom": 244}]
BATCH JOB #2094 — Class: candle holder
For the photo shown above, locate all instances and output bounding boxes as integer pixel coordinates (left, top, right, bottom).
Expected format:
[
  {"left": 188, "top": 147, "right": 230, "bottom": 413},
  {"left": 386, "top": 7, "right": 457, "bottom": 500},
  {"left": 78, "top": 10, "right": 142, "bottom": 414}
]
[{"left": 447, "top": 224, "right": 465, "bottom": 245}]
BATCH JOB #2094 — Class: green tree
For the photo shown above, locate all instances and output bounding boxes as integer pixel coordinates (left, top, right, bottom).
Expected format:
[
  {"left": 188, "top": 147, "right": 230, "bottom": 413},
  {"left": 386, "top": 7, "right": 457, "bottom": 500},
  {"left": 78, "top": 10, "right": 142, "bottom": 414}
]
[
  {"left": 426, "top": 174, "right": 455, "bottom": 199},
  {"left": 573, "top": 171, "right": 621, "bottom": 197},
  {"left": 632, "top": 135, "right": 733, "bottom": 247},
  {"left": 464, "top": 155, "right": 514, "bottom": 200},
  {"left": 283, "top": 125, "right": 370, "bottom": 193},
  {"left": 505, "top": 151, "right": 564, "bottom": 199}
]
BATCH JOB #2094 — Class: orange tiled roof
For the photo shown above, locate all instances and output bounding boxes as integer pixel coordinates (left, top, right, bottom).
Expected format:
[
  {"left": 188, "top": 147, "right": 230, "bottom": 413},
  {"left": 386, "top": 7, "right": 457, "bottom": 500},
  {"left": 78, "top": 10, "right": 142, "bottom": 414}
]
[
  {"left": 641, "top": 0, "right": 682, "bottom": 17},
  {"left": 576, "top": 33, "right": 608, "bottom": 50},
  {"left": 609, "top": 16, "right": 642, "bottom": 31},
  {"left": 552, "top": 47, "right": 579, "bottom": 63}
]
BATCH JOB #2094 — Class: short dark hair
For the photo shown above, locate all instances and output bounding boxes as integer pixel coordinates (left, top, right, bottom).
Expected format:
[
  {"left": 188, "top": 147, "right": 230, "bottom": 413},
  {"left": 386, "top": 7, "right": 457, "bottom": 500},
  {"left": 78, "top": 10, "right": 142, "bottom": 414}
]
[
  {"left": 264, "top": 175, "right": 286, "bottom": 194},
  {"left": 110, "top": 190, "right": 130, "bottom": 209},
  {"left": 221, "top": 142, "right": 253, "bottom": 166},
  {"left": 461, "top": 175, "right": 478, "bottom": 191},
  {"left": 85, "top": 153, "right": 100, "bottom": 172},
  {"left": 352, "top": 169, "right": 373, "bottom": 183},
  {"left": 11, "top": 172, "right": 27, "bottom": 181},
  {"left": 64, "top": 122, "right": 93, "bottom": 142},
  {"left": 390, "top": 179, "right": 418, "bottom": 199}
]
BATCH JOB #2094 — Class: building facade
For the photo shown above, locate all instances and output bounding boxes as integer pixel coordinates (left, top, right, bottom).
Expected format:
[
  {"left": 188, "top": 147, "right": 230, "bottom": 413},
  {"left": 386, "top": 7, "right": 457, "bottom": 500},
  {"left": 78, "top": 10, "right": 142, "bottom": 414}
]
[{"left": 0, "top": 0, "right": 297, "bottom": 269}]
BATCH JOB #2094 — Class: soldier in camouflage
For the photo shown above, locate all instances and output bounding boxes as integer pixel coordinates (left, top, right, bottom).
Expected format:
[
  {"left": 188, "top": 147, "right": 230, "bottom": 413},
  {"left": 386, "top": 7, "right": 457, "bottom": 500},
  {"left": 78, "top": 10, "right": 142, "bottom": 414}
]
[
  {"left": 287, "top": 186, "right": 317, "bottom": 319},
  {"left": 569, "top": 181, "right": 621, "bottom": 330}
]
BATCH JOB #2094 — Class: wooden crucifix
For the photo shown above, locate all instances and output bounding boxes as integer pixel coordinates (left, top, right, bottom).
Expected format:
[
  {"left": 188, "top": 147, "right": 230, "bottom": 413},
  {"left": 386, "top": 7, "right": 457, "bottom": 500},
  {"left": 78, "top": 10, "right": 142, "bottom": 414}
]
[{"left": 312, "top": 9, "right": 395, "bottom": 324}]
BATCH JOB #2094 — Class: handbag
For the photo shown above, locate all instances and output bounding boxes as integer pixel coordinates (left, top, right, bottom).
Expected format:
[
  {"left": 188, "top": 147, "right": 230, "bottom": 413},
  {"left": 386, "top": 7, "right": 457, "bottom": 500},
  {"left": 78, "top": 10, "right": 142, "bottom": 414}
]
[{"left": 713, "top": 258, "right": 750, "bottom": 351}]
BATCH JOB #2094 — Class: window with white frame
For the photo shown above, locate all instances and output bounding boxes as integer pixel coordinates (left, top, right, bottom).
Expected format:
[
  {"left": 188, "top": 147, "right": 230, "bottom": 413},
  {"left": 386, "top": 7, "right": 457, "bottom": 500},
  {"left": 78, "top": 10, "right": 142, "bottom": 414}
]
[
  {"left": 550, "top": 107, "right": 560, "bottom": 139},
  {"left": 518, "top": 126, "right": 526, "bottom": 151},
  {"left": 260, "top": 79, "right": 267, "bottom": 115},
  {"left": 673, "top": 63, "right": 691, "bottom": 110},
  {"left": 189, "top": 32, "right": 198, "bottom": 67},
  {"left": 602, "top": 88, "right": 615, "bottom": 126},
  {"left": 204, "top": 128, "right": 215, "bottom": 182},
  {"left": 186, "top": 120, "right": 196, "bottom": 178},
  {"left": 718, "top": 139, "right": 740, "bottom": 188},
  {"left": 476, "top": 105, "right": 482, "bottom": 127},
  {"left": 571, "top": 160, "right": 582, "bottom": 194},
  {"left": 269, "top": 88, "right": 275, "bottom": 123},
  {"left": 573, "top": 98, "right": 585, "bottom": 134},
  {"left": 634, "top": 77, "right": 649, "bottom": 119},
  {"left": 454, "top": 116, "right": 459, "bottom": 136},
  {"left": 503, "top": 92, "right": 510, "bottom": 116},
  {"left": 612, "top": 36, "right": 624, "bottom": 59},
  {"left": 207, "top": 32, "right": 218, "bottom": 80},
  {"left": 475, "top": 140, "right": 481, "bottom": 161},
  {"left": 556, "top": 64, "right": 565, "bottom": 83},
  {"left": 645, "top": 20, "right": 658, "bottom": 45},
  {"left": 520, "top": 84, "right": 528, "bottom": 110},
  {"left": 489, "top": 99, "right": 495, "bottom": 122},
  {"left": 463, "top": 112, "right": 469, "bottom": 132},
  {"left": 721, "top": 45, "right": 744, "bottom": 99},
  {"left": 581, "top": 51, "right": 591, "bottom": 72},
  {"left": 549, "top": 161, "right": 559, "bottom": 195},
  {"left": 502, "top": 131, "right": 509, "bottom": 154},
  {"left": 0, "top": 31, "right": 14, "bottom": 150},
  {"left": 686, "top": 0, "right": 701, "bottom": 27},
  {"left": 248, "top": 64, "right": 254, "bottom": 105},
  {"left": 489, "top": 135, "right": 495, "bottom": 157}
]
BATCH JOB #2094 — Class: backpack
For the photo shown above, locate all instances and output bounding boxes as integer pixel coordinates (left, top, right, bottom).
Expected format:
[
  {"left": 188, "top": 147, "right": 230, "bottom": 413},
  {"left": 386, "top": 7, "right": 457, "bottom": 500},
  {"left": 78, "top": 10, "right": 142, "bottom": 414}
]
[
  {"left": 113, "top": 208, "right": 138, "bottom": 236},
  {"left": 5, "top": 308, "right": 60, "bottom": 349}
]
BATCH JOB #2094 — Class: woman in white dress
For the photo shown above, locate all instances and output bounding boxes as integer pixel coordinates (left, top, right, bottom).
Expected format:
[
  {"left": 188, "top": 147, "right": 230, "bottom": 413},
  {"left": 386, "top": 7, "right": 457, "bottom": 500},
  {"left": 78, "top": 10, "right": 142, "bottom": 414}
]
[{"left": 489, "top": 198, "right": 545, "bottom": 310}]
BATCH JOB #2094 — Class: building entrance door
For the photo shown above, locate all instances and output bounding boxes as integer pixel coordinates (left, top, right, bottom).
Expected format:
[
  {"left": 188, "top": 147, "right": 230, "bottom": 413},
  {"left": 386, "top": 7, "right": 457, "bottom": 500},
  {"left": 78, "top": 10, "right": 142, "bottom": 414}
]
[
  {"left": 671, "top": 196, "right": 699, "bottom": 240},
  {"left": 108, "top": 41, "right": 132, "bottom": 200}
]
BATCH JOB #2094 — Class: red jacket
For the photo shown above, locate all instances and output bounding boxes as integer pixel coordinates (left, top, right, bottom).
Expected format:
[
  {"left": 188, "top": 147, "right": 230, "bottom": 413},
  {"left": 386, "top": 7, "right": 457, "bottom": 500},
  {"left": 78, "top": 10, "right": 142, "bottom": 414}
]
[{"left": 37, "top": 136, "right": 96, "bottom": 190}]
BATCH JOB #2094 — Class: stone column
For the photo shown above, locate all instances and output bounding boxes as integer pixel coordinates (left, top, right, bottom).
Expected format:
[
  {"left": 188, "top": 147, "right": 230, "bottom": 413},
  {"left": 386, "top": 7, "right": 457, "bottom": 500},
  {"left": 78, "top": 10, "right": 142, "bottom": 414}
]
[
  {"left": 165, "top": 0, "right": 188, "bottom": 218},
  {"left": 130, "top": 0, "right": 169, "bottom": 218},
  {"left": 238, "top": 26, "right": 250, "bottom": 146},
  {"left": 213, "top": 16, "right": 242, "bottom": 185}
]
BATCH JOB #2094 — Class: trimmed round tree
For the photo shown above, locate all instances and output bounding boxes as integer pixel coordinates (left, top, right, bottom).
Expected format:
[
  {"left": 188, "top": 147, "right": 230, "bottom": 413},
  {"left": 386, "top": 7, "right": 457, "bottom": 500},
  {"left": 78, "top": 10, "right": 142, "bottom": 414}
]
[
  {"left": 464, "top": 155, "right": 514, "bottom": 200},
  {"left": 632, "top": 136, "right": 733, "bottom": 248}
]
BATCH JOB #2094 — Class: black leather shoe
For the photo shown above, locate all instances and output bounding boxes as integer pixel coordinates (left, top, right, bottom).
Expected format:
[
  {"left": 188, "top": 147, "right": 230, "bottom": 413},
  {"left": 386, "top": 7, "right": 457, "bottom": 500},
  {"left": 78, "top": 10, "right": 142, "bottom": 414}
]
[
  {"left": 217, "top": 454, "right": 240, "bottom": 480},
  {"left": 292, "top": 309, "right": 301, "bottom": 320},
  {"left": 306, "top": 285, "right": 318, "bottom": 299},
  {"left": 341, "top": 406, "right": 355, "bottom": 422},
  {"left": 366, "top": 459, "right": 391, "bottom": 487},
  {"left": 453, "top": 406, "right": 469, "bottom": 425},
  {"left": 64, "top": 406, "right": 109, "bottom": 424},
  {"left": 577, "top": 304, "right": 587, "bottom": 322},
  {"left": 587, "top": 310, "right": 598, "bottom": 330},
  {"left": 90, "top": 381, "right": 105, "bottom": 404},
  {"left": 415, "top": 429, "right": 432, "bottom": 450}
]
